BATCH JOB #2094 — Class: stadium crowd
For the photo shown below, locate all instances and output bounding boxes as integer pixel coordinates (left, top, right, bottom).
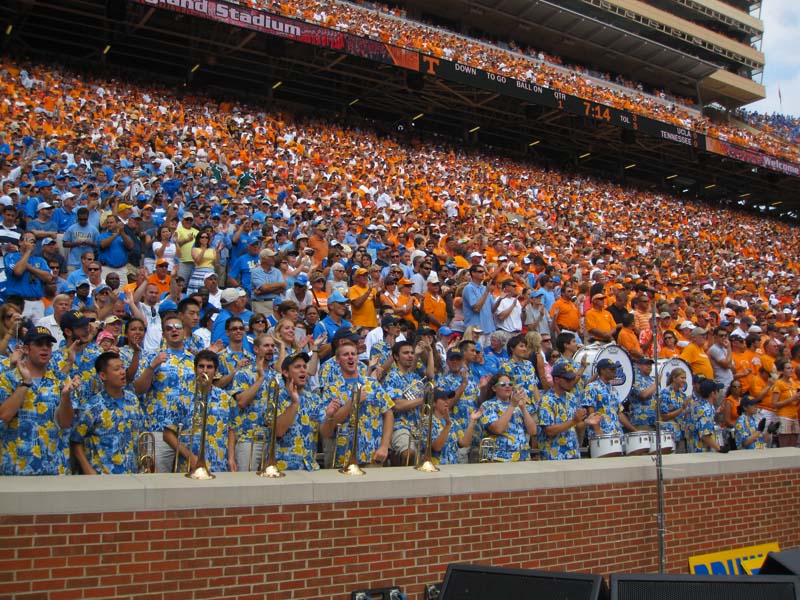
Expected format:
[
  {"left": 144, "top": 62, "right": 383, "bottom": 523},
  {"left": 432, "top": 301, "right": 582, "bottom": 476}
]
[
  {"left": 0, "top": 57, "right": 798, "bottom": 477},
  {"left": 232, "top": 0, "right": 800, "bottom": 163},
  {"left": 737, "top": 108, "right": 800, "bottom": 146}
]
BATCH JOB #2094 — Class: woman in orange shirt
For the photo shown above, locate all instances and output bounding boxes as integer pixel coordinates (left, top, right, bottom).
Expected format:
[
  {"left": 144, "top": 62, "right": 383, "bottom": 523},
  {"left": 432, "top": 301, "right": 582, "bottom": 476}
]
[{"left": 772, "top": 359, "right": 800, "bottom": 448}]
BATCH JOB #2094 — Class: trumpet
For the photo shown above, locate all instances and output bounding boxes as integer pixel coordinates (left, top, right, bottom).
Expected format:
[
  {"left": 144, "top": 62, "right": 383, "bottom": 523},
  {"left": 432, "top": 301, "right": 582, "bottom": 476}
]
[
  {"left": 186, "top": 372, "right": 215, "bottom": 480},
  {"left": 257, "top": 376, "right": 285, "bottom": 478},
  {"left": 402, "top": 379, "right": 425, "bottom": 402},
  {"left": 137, "top": 432, "right": 156, "bottom": 473},
  {"left": 478, "top": 436, "right": 497, "bottom": 463},
  {"left": 414, "top": 380, "right": 439, "bottom": 473},
  {"left": 338, "top": 383, "right": 366, "bottom": 476}
]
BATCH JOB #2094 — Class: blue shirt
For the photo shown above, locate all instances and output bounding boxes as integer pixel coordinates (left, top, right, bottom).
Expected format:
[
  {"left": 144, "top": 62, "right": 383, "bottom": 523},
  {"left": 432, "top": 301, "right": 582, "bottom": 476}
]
[
  {"left": 537, "top": 388, "right": 581, "bottom": 460},
  {"left": 98, "top": 231, "right": 128, "bottom": 268},
  {"left": 249, "top": 264, "right": 284, "bottom": 300},
  {"left": 3, "top": 252, "right": 50, "bottom": 299},
  {"left": 462, "top": 281, "right": 496, "bottom": 333},
  {"left": 63, "top": 223, "right": 99, "bottom": 268},
  {"left": 229, "top": 253, "right": 260, "bottom": 295}
]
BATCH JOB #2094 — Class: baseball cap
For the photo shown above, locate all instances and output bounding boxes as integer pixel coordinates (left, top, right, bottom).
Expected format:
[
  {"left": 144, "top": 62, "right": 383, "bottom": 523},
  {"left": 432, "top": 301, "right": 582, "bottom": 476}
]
[
  {"left": 596, "top": 358, "right": 620, "bottom": 370},
  {"left": 698, "top": 379, "right": 724, "bottom": 398},
  {"left": 60, "top": 310, "right": 91, "bottom": 331},
  {"left": 281, "top": 351, "right": 310, "bottom": 371},
  {"left": 220, "top": 287, "right": 247, "bottom": 305},
  {"left": 23, "top": 326, "right": 57, "bottom": 345},
  {"left": 446, "top": 349, "right": 463, "bottom": 360},
  {"left": 328, "top": 291, "right": 349, "bottom": 304},
  {"left": 552, "top": 361, "right": 578, "bottom": 380}
]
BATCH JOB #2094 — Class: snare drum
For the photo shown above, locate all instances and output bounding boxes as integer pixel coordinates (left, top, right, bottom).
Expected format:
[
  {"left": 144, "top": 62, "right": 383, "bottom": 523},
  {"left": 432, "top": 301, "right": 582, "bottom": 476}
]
[
  {"left": 624, "top": 431, "right": 651, "bottom": 455},
  {"left": 648, "top": 430, "right": 674, "bottom": 454},
  {"left": 589, "top": 435, "right": 624, "bottom": 458},
  {"left": 574, "top": 343, "right": 634, "bottom": 405},
  {"left": 654, "top": 357, "right": 693, "bottom": 394}
]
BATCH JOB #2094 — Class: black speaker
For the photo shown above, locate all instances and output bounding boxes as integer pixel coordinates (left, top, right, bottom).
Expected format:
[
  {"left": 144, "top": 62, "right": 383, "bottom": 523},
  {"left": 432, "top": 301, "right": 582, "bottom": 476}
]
[
  {"left": 439, "top": 563, "right": 608, "bottom": 600},
  {"left": 760, "top": 550, "right": 800, "bottom": 576},
  {"left": 610, "top": 573, "right": 800, "bottom": 600}
]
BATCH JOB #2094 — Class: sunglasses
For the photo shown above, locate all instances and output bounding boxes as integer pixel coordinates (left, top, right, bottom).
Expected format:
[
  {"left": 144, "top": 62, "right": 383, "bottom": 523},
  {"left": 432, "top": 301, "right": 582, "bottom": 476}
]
[
  {"left": 164, "top": 323, "right": 184, "bottom": 331},
  {"left": 251, "top": 320, "right": 265, "bottom": 325},
  {"left": 228, "top": 326, "right": 245, "bottom": 331},
  {"left": 495, "top": 382, "right": 514, "bottom": 388},
  {"left": 87, "top": 267, "right": 100, "bottom": 272}
]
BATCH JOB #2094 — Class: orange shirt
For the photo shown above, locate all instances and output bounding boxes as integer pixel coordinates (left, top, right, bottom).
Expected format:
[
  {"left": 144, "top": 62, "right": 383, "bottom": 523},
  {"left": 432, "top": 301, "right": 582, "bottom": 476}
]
[
  {"left": 584, "top": 308, "right": 616, "bottom": 341},
  {"left": 680, "top": 343, "right": 714, "bottom": 380},
  {"left": 731, "top": 350, "right": 753, "bottom": 394},
  {"left": 348, "top": 284, "right": 378, "bottom": 328},
  {"left": 550, "top": 296, "right": 581, "bottom": 331},
  {"left": 147, "top": 274, "right": 171, "bottom": 296},
  {"left": 617, "top": 327, "right": 643, "bottom": 358},
  {"left": 750, "top": 375, "right": 774, "bottom": 413},
  {"left": 422, "top": 292, "right": 447, "bottom": 331},
  {"left": 772, "top": 378, "right": 799, "bottom": 419}
]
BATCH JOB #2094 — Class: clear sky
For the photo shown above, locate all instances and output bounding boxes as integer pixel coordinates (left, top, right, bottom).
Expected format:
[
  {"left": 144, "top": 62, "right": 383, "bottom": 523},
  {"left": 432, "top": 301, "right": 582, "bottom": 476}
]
[{"left": 745, "top": 0, "right": 799, "bottom": 117}]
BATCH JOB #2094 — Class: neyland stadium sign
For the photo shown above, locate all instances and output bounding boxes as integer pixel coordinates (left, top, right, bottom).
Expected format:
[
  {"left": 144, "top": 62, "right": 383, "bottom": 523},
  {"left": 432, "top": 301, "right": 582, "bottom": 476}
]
[{"left": 138, "top": 0, "right": 302, "bottom": 38}]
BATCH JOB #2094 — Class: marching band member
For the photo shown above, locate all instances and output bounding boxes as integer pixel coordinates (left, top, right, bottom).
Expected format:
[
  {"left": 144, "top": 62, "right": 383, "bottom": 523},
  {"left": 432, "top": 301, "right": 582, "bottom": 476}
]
[
  {"left": 479, "top": 372, "right": 538, "bottom": 462},
  {"left": 659, "top": 367, "right": 690, "bottom": 453},
  {"left": 320, "top": 337, "right": 393, "bottom": 468},
  {"left": 265, "top": 352, "right": 322, "bottom": 471},
  {"left": 584, "top": 358, "right": 638, "bottom": 439},
  {"left": 70, "top": 352, "right": 145, "bottom": 474},
  {"left": 0, "top": 326, "right": 80, "bottom": 475},
  {"left": 231, "top": 333, "right": 278, "bottom": 471},
  {"left": 686, "top": 379, "right": 728, "bottom": 453},
  {"left": 133, "top": 312, "right": 193, "bottom": 473},
  {"left": 538, "top": 362, "right": 599, "bottom": 460},
  {"left": 629, "top": 357, "right": 657, "bottom": 431},
  {"left": 734, "top": 396, "right": 767, "bottom": 450},
  {"left": 385, "top": 340, "right": 433, "bottom": 466},
  {"left": 164, "top": 349, "right": 237, "bottom": 473},
  {"left": 429, "top": 389, "right": 481, "bottom": 465}
]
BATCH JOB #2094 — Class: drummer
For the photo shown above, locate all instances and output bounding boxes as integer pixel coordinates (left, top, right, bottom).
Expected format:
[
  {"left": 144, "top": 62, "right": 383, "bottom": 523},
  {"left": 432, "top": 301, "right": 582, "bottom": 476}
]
[
  {"left": 733, "top": 395, "right": 767, "bottom": 450},
  {"left": 659, "top": 368, "right": 690, "bottom": 453},
  {"left": 629, "top": 357, "right": 657, "bottom": 431},
  {"left": 585, "top": 358, "right": 639, "bottom": 440},
  {"left": 686, "top": 379, "right": 729, "bottom": 453}
]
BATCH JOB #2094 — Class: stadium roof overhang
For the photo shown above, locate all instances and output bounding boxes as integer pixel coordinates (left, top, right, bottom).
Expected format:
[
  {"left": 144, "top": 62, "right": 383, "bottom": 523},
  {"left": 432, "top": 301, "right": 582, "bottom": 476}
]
[
  {"left": 1, "top": 0, "right": 797, "bottom": 214},
  {"left": 397, "top": 0, "right": 720, "bottom": 97}
]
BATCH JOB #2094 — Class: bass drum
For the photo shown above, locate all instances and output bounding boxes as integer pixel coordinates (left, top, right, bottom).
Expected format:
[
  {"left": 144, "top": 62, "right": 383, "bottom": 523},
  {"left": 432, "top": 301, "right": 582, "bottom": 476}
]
[
  {"left": 574, "top": 343, "right": 634, "bottom": 406},
  {"left": 654, "top": 357, "right": 693, "bottom": 394}
]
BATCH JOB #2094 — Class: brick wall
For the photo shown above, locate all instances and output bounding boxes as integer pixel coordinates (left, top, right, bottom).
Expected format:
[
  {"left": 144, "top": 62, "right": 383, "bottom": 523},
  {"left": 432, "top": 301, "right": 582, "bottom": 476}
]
[{"left": 2, "top": 468, "right": 799, "bottom": 600}]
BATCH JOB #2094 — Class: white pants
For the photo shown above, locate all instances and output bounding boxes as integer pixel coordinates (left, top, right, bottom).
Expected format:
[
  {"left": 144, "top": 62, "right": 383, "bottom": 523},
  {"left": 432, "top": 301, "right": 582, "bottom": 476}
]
[{"left": 235, "top": 441, "right": 264, "bottom": 472}]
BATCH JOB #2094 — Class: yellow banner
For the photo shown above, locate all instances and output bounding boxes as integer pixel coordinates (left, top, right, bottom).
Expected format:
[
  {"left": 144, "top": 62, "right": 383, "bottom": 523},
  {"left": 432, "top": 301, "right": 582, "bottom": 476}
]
[{"left": 689, "top": 543, "right": 780, "bottom": 575}]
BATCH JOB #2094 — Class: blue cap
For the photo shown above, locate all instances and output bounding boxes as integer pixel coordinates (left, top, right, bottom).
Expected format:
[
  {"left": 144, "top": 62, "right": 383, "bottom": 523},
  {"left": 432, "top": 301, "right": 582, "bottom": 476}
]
[
  {"left": 438, "top": 326, "right": 454, "bottom": 336},
  {"left": 294, "top": 273, "right": 309, "bottom": 286},
  {"left": 596, "top": 358, "right": 620, "bottom": 371},
  {"left": 328, "top": 291, "right": 349, "bottom": 304},
  {"left": 158, "top": 299, "right": 178, "bottom": 314},
  {"left": 530, "top": 289, "right": 545, "bottom": 298}
]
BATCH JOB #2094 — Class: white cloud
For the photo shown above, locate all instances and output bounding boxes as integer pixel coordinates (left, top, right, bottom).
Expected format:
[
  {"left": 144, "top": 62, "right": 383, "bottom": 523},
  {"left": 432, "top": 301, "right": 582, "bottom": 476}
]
[{"left": 745, "top": 0, "right": 800, "bottom": 116}]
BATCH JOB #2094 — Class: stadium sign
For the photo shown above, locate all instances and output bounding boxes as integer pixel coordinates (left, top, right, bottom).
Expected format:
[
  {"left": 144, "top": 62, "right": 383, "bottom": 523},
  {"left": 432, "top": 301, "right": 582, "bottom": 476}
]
[{"left": 134, "top": 0, "right": 419, "bottom": 70}]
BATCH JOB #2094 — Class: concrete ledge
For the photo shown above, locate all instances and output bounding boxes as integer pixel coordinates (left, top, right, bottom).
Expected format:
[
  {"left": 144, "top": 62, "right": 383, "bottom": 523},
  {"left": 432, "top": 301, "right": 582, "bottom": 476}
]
[{"left": 1, "top": 448, "right": 798, "bottom": 515}]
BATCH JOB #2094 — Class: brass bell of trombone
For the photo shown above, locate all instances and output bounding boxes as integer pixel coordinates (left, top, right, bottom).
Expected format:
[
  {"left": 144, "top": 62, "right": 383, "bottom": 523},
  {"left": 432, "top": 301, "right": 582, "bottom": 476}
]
[
  {"left": 415, "top": 380, "right": 439, "bottom": 473},
  {"left": 257, "top": 376, "right": 285, "bottom": 478},
  {"left": 339, "top": 383, "right": 365, "bottom": 476}
]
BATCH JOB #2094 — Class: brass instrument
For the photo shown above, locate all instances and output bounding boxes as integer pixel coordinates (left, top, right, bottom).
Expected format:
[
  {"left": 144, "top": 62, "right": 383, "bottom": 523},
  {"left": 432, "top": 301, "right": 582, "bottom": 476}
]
[
  {"left": 137, "top": 432, "right": 156, "bottom": 473},
  {"left": 478, "top": 436, "right": 497, "bottom": 463},
  {"left": 248, "top": 429, "right": 267, "bottom": 472},
  {"left": 414, "top": 380, "right": 439, "bottom": 473},
  {"left": 186, "top": 372, "right": 215, "bottom": 480},
  {"left": 402, "top": 379, "right": 425, "bottom": 402},
  {"left": 257, "top": 376, "right": 285, "bottom": 478},
  {"left": 339, "top": 383, "right": 366, "bottom": 476}
]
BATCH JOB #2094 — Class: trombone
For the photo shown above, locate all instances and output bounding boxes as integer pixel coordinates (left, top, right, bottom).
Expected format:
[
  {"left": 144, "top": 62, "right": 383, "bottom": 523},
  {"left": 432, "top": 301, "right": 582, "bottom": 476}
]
[
  {"left": 402, "top": 378, "right": 427, "bottom": 467},
  {"left": 186, "top": 372, "right": 215, "bottom": 480},
  {"left": 248, "top": 429, "right": 267, "bottom": 472},
  {"left": 414, "top": 380, "right": 439, "bottom": 473},
  {"left": 478, "top": 437, "right": 497, "bottom": 463},
  {"left": 257, "top": 376, "right": 285, "bottom": 478},
  {"left": 338, "top": 383, "right": 365, "bottom": 476},
  {"left": 137, "top": 432, "right": 156, "bottom": 473}
]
